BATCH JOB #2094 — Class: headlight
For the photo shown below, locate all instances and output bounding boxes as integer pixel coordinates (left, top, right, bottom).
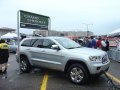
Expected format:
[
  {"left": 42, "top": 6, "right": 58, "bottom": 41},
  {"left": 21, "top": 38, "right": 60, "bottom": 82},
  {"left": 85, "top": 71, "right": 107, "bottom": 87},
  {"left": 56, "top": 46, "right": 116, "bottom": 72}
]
[{"left": 89, "top": 56, "right": 102, "bottom": 62}]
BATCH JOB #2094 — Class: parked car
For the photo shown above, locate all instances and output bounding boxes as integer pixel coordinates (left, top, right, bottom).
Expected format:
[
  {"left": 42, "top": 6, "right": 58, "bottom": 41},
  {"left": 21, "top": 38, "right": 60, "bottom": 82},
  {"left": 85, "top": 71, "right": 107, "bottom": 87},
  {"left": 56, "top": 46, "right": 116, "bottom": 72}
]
[
  {"left": 8, "top": 41, "right": 17, "bottom": 53},
  {"left": 16, "top": 37, "right": 110, "bottom": 84}
]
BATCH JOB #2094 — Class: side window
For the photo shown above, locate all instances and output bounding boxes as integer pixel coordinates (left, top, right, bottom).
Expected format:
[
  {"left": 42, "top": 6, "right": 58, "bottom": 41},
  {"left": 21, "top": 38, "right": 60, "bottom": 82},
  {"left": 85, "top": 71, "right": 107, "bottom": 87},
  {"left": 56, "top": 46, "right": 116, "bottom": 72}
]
[
  {"left": 32, "top": 39, "right": 43, "bottom": 48},
  {"left": 21, "top": 39, "right": 31, "bottom": 47},
  {"left": 31, "top": 39, "right": 38, "bottom": 46},
  {"left": 43, "top": 39, "right": 55, "bottom": 49}
]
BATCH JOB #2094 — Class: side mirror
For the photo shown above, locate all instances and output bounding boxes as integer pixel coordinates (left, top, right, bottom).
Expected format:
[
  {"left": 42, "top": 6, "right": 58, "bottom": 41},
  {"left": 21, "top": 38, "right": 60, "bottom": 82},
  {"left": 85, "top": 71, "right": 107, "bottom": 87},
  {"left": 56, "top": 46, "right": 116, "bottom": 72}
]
[{"left": 51, "top": 45, "right": 60, "bottom": 50}]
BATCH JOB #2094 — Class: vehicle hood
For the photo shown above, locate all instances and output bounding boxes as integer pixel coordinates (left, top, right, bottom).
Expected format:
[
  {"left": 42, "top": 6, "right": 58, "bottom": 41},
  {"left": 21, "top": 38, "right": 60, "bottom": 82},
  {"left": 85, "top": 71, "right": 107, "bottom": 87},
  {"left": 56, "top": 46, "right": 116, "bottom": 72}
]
[{"left": 68, "top": 47, "right": 106, "bottom": 56}]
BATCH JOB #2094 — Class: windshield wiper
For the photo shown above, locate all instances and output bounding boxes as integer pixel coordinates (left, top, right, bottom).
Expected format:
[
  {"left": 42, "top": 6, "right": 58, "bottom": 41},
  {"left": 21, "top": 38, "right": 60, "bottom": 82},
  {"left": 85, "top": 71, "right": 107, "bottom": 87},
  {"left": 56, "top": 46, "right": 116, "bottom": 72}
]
[
  {"left": 67, "top": 47, "right": 75, "bottom": 49},
  {"left": 75, "top": 46, "right": 81, "bottom": 48},
  {"left": 67, "top": 46, "right": 81, "bottom": 49}
]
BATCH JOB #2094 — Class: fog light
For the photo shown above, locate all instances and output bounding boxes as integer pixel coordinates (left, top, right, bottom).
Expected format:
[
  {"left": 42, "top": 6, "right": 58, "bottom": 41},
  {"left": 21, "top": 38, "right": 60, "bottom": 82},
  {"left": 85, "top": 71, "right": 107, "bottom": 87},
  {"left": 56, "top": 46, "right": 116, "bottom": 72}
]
[{"left": 97, "top": 67, "right": 101, "bottom": 70}]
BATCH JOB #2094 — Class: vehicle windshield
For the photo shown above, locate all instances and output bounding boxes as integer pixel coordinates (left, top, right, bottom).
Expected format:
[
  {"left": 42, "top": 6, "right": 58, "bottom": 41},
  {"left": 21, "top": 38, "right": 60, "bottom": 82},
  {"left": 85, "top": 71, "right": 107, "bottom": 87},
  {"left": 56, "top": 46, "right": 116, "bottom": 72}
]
[
  {"left": 55, "top": 38, "right": 81, "bottom": 49},
  {"left": 8, "top": 41, "right": 17, "bottom": 45}
]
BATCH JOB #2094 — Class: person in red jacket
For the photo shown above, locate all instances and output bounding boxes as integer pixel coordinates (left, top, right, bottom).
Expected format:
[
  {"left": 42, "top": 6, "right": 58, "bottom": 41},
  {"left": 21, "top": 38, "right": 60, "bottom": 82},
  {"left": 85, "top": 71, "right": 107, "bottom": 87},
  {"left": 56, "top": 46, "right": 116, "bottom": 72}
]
[{"left": 97, "top": 37, "right": 102, "bottom": 49}]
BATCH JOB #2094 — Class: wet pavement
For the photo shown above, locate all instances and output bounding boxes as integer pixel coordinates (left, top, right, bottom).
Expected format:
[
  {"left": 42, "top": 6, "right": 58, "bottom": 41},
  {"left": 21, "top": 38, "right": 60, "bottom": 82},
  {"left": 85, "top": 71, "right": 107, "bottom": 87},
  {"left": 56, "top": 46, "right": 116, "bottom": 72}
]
[
  {"left": 0, "top": 53, "right": 120, "bottom": 90},
  {"left": 108, "top": 60, "right": 120, "bottom": 79}
]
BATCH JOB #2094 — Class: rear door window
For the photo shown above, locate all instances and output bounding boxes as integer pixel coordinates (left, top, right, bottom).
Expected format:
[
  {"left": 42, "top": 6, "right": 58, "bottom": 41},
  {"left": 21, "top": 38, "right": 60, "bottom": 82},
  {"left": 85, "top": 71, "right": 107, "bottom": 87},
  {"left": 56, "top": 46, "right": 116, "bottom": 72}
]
[
  {"left": 21, "top": 39, "right": 37, "bottom": 47},
  {"left": 32, "top": 39, "right": 43, "bottom": 48}
]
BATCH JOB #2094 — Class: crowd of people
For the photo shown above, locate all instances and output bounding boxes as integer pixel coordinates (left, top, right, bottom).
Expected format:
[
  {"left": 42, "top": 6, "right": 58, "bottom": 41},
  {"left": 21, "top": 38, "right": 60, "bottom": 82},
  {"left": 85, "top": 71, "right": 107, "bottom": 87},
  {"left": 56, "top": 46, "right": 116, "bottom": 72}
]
[{"left": 81, "top": 36, "right": 109, "bottom": 52}]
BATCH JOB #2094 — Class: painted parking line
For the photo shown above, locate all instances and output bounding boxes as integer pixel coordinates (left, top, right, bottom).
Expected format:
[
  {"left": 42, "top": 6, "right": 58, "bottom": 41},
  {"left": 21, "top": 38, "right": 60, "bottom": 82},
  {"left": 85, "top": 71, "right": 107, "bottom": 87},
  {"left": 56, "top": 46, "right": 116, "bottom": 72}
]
[
  {"left": 40, "top": 72, "right": 120, "bottom": 90},
  {"left": 40, "top": 73, "right": 48, "bottom": 90},
  {"left": 106, "top": 72, "right": 120, "bottom": 85}
]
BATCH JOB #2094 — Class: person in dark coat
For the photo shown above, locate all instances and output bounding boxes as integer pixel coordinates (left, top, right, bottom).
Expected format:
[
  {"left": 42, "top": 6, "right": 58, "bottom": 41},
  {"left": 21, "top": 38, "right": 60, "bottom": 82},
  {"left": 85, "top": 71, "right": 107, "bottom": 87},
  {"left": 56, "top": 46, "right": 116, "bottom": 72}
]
[
  {"left": 105, "top": 39, "right": 109, "bottom": 52},
  {"left": 0, "top": 40, "right": 2, "bottom": 74},
  {"left": 85, "top": 37, "right": 92, "bottom": 48},
  {"left": 0, "top": 39, "right": 9, "bottom": 78},
  {"left": 91, "top": 36, "right": 97, "bottom": 49}
]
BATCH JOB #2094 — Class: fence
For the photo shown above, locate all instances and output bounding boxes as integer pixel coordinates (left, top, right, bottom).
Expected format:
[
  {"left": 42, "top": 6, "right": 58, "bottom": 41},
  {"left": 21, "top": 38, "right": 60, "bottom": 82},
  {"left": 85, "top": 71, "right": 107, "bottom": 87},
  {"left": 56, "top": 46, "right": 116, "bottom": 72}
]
[{"left": 108, "top": 49, "right": 120, "bottom": 62}]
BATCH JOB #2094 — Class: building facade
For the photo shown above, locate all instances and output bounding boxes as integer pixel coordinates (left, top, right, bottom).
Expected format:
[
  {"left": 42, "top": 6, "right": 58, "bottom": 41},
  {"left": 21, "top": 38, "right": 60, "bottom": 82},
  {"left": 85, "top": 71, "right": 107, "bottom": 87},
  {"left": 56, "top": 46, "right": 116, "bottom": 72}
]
[
  {"left": 0, "top": 27, "right": 16, "bottom": 37},
  {"left": 33, "top": 29, "right": 93, "bottom": 37}
]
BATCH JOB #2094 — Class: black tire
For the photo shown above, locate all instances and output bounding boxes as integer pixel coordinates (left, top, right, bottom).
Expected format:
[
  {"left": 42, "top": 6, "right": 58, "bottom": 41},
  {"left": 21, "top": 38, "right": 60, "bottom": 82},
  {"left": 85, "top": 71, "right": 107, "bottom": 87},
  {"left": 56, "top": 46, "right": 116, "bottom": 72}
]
[
  {"left": 20, "top": 56, "right": 31, "bottom": 73},
  {"left": 67, "top": 64, "right": 89, "bottom": 84}
]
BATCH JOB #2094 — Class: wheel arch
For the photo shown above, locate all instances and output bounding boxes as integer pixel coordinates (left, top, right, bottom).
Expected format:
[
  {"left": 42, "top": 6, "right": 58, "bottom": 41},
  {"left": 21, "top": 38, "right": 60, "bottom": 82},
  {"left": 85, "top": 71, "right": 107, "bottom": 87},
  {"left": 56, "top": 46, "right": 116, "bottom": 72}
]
[
  {"left": 20, "top": 54, "right": 32, "bottom": 73},
  {"left": 64, "top": 60, "right": 90, "bottom": 74},
  {"left": 20, "top": 54, "right": 31, "bottom": 65}
]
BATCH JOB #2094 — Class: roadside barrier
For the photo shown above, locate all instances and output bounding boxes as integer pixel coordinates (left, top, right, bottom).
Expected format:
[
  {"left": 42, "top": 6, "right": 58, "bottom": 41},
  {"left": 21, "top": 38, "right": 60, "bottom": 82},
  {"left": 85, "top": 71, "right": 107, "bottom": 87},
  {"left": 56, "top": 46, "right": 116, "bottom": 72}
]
[{"left": 108, "top": 49, "right": 120, "bottom": 62}]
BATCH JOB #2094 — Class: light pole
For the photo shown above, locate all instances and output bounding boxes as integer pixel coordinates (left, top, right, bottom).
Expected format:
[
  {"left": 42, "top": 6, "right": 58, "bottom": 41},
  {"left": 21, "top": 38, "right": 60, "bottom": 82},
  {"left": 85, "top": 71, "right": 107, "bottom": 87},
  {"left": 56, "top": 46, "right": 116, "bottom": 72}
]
[{"left": 82, "top": 23, "right": 93, "bottom": 37}]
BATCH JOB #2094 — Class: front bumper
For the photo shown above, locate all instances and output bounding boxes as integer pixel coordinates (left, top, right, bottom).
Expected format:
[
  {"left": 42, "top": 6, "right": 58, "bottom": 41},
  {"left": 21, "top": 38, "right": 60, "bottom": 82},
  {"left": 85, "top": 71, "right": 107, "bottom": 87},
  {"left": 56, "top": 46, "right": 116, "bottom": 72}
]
[{"left": 88, "top": 60, "right": 110, "bottom": 74}]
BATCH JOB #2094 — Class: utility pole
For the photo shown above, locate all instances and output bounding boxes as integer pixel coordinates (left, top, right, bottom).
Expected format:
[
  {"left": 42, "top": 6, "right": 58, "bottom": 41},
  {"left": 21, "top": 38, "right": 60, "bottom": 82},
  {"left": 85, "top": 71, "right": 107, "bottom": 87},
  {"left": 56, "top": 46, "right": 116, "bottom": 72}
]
[{"left": 82, "top": 23, "right": 93, "bottom": 37}]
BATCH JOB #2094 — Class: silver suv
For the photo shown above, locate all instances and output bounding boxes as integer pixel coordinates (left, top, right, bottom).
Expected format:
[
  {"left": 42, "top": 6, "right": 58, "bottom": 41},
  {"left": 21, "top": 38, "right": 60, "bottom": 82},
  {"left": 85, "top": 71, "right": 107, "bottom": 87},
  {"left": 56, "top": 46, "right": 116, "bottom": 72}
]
[{"left": 16, "top": 37, "right": 110, "bottom": 84}]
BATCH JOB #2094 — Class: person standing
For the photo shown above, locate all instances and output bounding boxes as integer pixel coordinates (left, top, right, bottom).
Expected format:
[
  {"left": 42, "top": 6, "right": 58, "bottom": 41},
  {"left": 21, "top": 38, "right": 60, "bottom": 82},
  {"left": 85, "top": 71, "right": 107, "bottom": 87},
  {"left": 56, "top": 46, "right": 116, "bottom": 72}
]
[
  {"left": 105, "top": 38, "right": 109, "bottom": 52},
  {"left": 84, "top": 37, "right": 92, "bottom": 48},
  {"left": 101, "top": 38, "right": 106, "bottom": 51},
  {"left": 91, "top": 36, "right": 97, "bottom": 49},
  {"left": 0, "top": 40, "right": 2, "bottom": 75},
  {"left": 97, "top": 37, "right": 102, "bottom": 49},
  {"left": 0, "top": 39, "right": 9, "bottom": 79}
]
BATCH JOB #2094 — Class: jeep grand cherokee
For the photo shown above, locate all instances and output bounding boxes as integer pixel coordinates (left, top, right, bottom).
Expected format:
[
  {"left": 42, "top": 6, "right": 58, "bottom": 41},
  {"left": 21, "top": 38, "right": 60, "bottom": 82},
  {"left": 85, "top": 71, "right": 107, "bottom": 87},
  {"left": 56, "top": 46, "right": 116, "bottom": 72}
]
[{"left": 16, "top": 37, "right": 110, "bottom": 84}]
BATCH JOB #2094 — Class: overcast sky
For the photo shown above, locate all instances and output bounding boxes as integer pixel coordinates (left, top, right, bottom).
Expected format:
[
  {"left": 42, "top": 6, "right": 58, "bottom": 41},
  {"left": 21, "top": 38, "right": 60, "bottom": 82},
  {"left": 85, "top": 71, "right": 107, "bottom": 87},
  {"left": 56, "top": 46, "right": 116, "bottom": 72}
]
[{"left": 0, "top": 0, "right": 120, "bottom": 35}]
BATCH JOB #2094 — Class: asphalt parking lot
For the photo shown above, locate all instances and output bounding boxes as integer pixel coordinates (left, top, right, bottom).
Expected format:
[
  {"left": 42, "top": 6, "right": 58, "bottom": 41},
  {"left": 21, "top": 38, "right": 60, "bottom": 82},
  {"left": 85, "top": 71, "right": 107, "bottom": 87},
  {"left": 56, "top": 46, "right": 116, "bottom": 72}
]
[{"left": 0, "top": 53, "right": 120, "bottom": 90}]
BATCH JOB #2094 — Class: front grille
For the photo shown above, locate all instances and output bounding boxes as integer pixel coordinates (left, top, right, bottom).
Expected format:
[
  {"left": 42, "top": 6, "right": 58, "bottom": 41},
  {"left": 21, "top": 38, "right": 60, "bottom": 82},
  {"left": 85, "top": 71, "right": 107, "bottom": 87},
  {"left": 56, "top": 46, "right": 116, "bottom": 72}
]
[{"left": 102, "top": 55, "right": 108, "bottom": 64}]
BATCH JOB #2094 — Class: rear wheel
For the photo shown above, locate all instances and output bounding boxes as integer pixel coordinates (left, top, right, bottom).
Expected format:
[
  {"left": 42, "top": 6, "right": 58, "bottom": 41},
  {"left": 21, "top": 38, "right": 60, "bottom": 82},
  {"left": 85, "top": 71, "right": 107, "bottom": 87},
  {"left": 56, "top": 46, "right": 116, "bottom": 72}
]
[
  {"left": 67, "top": 64, "right": 89, "bottom": 84},
  {"left": 20, "top": 56, "right": 31, "bottom": 73}
]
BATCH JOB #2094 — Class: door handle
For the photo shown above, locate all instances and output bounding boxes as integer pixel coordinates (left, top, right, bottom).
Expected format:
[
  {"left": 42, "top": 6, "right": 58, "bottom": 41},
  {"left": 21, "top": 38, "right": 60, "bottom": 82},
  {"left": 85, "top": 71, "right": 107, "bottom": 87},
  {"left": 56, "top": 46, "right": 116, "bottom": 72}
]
[
  {"left": 41, "top": 50, "right": 45, "bottom": 52},
  {"left": 26, "top": 49, "right": 30, "bottom": 50}
]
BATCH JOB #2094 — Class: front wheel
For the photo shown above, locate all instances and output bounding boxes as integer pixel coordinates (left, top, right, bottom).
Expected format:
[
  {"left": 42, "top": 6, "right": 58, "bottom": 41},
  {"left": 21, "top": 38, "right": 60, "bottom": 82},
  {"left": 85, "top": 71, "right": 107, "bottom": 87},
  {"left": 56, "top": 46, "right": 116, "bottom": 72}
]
[
  {"left": 67, "top": 64, "right": 89, "bottom": 84},
  {"left": 20, "top": 56, "right": 31, "bottom": 73}
]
